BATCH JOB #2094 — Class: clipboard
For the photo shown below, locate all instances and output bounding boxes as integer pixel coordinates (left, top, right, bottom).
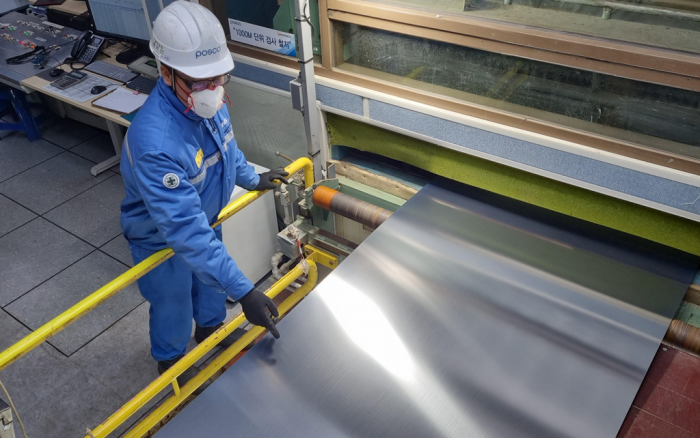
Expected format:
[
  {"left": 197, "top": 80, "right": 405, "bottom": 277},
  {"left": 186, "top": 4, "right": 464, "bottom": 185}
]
[{"left": 91, "top": 87, "right": 148, "bottom": 115}]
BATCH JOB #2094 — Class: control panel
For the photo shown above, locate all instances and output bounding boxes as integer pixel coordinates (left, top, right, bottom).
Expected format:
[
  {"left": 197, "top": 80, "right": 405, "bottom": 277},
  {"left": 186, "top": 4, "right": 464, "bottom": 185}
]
[
  {"left": 0, "top": 16, "right": 77, "bottom": 51},
  {"left": 0, "top": 12, "right": 80, "bottom": 89}
]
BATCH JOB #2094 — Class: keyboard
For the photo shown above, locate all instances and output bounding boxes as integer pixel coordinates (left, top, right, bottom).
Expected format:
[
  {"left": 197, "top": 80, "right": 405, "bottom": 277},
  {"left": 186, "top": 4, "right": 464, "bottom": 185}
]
[
  {"left": 126, "top": 75, "right": 158, "bottom": 95},
  {"left": 85, "top": 60, "right": 138, "bottom": 83}
]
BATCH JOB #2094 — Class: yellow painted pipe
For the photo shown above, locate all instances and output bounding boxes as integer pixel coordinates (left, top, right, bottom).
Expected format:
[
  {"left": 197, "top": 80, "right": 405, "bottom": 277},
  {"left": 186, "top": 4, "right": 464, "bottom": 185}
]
[
  {"left": 0, "top": 158, "right": 314, "bottom": 372},
  {"left": 304, "top": 244, "right": 339, "bottom": 270},
  {"left": 213, "top": 157, "right": 314, "bottom": 228},
  {"left": 85, "top": 261, "right": 317, "bottom": 438}
]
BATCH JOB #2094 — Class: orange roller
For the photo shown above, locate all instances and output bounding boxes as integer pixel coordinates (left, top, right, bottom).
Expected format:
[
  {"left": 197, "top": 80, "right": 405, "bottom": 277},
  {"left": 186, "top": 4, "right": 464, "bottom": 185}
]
[
  {"left": 313, "top": 185, "right": 392, "bottom": 230},
  {"left": 312, "top": 185, "right": 338, "bottom": 211}
]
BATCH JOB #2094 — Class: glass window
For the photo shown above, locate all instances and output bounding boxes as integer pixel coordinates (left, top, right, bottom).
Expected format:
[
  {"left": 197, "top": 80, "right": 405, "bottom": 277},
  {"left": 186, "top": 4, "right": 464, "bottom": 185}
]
[
  {"left": 224, "top": 81, "right": 308, "bottom": 168},
  {"left": 367, "top": 0, "right": 700, "bottom": 55},
  {"left": 221, "top": 0, "right": 321, "bottom": 57},
  {"left": 337, "top": 23, "right": 700, "bottom": 160}
]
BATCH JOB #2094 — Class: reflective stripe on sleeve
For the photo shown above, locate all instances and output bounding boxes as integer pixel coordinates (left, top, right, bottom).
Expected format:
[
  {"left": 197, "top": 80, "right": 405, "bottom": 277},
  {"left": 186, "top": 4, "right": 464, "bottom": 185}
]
[{"left": 189, "top": 151, "right": 222, "bottom": 184}]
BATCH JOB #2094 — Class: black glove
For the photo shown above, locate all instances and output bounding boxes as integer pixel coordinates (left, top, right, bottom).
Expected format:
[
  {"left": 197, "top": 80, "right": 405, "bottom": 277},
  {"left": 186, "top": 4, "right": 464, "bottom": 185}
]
[
  {"left": 239, "top": 289, "right": 280, "bottom": 339},
  {"left": 255, "top": 168, "right": 290, "bottom": 191}
]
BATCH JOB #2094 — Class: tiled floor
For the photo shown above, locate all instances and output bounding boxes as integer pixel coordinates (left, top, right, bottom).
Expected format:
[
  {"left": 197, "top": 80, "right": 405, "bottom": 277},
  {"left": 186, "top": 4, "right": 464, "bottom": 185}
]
[{"left": 0, "top": 113, "right": 254, "bottom": 437}]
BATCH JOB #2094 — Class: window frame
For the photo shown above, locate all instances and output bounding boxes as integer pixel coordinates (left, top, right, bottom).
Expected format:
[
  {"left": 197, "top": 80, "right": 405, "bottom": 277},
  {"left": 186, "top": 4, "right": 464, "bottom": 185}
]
[
  {"left": 210, "top": 0, "right": 700, "bottom": 176},
  {"left": 326, "top": 0, "right": 700, "bottom": 88}
]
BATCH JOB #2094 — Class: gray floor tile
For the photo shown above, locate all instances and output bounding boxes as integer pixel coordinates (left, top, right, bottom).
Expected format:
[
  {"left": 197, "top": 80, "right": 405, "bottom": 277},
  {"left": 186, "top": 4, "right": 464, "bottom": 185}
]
[
  {"left": 1, "top": 108, "right": 51, "bottom": 141},
  {"left": 101, "top": 235, "right": 133, "bottom": 267},
  {"left": 41, "top": 115, "right": 101, "bottom": 149},
  {"left": 0, "top": 342, "right": 82, "bottom": 413},
  {"left": 44, "top": 174, "right": 125, "bottom": 247},
  {"left": 0, "top": 194, "right": 36, "bottom": 238},
  {"left": 6, "top": 251, "right": 144, "bottom": 356},
  {"left": 69, "top": 302, "right": 201, "bottom": 436},
  {"left": 20, "top": 370, "right": 123, "bottom": 438},
  {"left": 0, "top": 134, "right": 63, "bottom": 183},
  {"left": 0, "top": 152, "right": 112, "bottom": 214},
  {"left": 70, "top": 303, "right": 160, "bottom": 400},
  {"left": 0, "top": 218, "right": 93, "bottom": 306},
  {"left": 0, "top": 308, "right": 31, "bottom": 351},
  {"left": 10, "top": 400, "right": 61, "bottom": 438},
  {"left": 0, "top": 310, "right": 38, "bottom": 411},
  {"left": 0, "top": 360, "right": 39, "bottom": 415},
  {"left": 0, "top": 109, "right": 15, "bottom": 137},
  {"left": 70, "top": 132, "right": 117, "bottom": 164}
]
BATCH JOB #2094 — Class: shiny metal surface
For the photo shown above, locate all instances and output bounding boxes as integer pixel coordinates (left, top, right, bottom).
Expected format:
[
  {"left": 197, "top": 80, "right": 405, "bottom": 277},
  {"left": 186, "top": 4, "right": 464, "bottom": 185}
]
[{"left": 156, "top": 181, "right": 697, "bottom": 438}]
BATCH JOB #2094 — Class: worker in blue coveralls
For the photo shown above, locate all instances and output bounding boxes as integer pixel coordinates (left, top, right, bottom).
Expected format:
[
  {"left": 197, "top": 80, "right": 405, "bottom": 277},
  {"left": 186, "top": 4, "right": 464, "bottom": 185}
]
[{"left": 119, "top": 1, "right": 289, "bottom": 388}]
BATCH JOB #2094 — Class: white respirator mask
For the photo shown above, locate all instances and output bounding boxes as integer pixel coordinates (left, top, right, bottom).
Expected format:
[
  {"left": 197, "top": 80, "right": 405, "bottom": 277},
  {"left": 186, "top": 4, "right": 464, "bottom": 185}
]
[
  {"left": 172, "top": 68, "right": 229, "bottom": 119},
  {"left": 187, "top": 86, "right": 225, "bottom": 119}
]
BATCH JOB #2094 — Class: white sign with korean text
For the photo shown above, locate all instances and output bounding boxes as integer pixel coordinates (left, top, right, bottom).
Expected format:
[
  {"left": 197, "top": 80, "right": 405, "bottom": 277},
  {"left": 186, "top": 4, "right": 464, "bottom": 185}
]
[{"left": 228, "top": 19, "right": 296, "bottom": 57}]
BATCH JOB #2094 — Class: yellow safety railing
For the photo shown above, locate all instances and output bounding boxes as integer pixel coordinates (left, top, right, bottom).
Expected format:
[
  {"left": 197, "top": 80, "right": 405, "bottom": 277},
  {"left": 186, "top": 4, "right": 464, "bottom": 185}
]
[
  {"left": 0, "top": 157, "right": 313, "bottom": 373},
  {"left": 0, "top": 156, "right": 332, "bottom": 438},
  {"left": 88, "top": 255, "right": 329, "bottom": 438}
]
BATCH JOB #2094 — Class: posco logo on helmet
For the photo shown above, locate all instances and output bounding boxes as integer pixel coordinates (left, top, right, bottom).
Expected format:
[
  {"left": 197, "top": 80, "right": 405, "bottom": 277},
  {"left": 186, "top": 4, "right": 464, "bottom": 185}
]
[{"left": 196, "top": 46, "right": 221, "bottom": 59}]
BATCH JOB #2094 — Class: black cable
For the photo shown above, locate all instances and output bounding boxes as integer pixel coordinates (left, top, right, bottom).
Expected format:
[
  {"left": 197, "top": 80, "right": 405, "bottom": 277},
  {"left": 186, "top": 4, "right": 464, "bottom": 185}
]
[
  {"left": 45, "top": 56, "right": 62, "bottom": 69},
  {"left": 52, "top": 39, "right": 77, "bottom": 48},
  {"left": 302, "top": 0, "right": 315, "bottom": 39},
  {"left": 6, "top": 46, "right": 45, "bottom": 65},
  {"left": 6, "top": 37, "right": 79, "bottom": 66},
  {"left": 68, "top": 58, "right": 87, "bottom": 70}
]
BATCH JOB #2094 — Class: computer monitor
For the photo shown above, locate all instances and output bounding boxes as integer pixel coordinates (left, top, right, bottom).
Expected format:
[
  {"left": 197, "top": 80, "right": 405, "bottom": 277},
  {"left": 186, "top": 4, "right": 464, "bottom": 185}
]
[
  {"left": 86, "top": 0, "right": 181, "bottom": 64},
  {"left": 1, "top": 0, "right": 30, "bottom": 15}
]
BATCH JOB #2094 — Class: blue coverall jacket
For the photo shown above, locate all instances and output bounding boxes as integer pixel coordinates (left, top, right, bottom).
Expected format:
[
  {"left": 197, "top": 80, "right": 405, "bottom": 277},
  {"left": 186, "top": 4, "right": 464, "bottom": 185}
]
[{"left": 120, "top": 78, "right": 260, "bottom": 360}]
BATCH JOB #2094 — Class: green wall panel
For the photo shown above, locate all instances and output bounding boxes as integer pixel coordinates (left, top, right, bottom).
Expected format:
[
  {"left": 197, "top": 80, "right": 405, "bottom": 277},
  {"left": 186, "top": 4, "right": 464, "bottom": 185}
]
[{"left": 327, "top": 113, "right": 700, "bottom": 256}]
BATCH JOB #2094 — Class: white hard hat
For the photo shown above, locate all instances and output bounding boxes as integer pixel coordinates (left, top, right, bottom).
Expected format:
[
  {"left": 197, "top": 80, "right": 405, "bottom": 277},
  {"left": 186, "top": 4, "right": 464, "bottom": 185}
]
[{"left": 150, "top": 1, "right": 234, "bottom": 79}]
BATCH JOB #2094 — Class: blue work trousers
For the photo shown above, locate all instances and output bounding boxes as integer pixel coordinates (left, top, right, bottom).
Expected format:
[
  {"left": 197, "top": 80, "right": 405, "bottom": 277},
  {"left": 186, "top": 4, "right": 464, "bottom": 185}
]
[{"left": 130, "top": 227, "right": 228, "bottom": 362}]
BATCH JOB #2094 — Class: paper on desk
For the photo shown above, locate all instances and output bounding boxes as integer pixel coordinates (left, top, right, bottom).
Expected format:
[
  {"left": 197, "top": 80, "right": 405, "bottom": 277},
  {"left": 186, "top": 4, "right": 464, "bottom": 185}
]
[{"left": 93, "top": 87, "right": 149, "bottom": 114}]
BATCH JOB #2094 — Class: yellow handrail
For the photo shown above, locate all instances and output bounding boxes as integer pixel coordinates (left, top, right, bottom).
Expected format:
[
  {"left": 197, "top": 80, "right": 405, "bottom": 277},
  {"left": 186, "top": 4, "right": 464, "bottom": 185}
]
[
  {"left": 0, "top": 157, "right": 314, "bottom": 372},
  {"left": 86, "top": 260, "right": 319, "bottom": 438}
]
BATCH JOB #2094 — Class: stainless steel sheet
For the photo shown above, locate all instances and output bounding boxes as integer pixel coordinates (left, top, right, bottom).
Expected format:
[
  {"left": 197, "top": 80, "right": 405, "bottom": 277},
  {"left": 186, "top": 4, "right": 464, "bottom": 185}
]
[{"left": 156, "top": 180, "right": 697, "bottom": 438}]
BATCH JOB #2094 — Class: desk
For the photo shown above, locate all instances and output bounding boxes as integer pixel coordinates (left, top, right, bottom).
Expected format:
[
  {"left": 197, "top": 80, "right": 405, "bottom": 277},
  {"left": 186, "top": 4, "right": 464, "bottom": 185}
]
[{"left": 21, "top": 43, "right": 136, "bottom": 175}]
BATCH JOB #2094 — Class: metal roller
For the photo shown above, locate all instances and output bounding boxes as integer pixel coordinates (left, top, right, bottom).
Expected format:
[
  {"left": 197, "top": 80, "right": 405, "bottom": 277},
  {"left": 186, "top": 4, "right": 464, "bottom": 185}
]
[
  {"left": 665, "top": 319, "right": 700, "bottom": 354},
  {"left": 313, "top": 186, "right": 392, "bottom": 230}
]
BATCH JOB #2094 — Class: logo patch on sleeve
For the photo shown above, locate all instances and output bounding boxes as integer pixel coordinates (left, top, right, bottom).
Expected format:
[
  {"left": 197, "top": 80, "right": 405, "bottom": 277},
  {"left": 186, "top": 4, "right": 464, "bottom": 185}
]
[
  {"left": 195, "top": 149, "right": 203, "bottom": 168},
  {"left": 163, "top": 173, "right": 180, "bottom": 189}
]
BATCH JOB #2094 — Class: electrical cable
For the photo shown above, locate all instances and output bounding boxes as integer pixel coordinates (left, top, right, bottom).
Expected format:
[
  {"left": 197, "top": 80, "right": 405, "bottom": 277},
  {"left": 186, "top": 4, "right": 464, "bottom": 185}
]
[
  {"left": 0, "top": 378, "right": 30, "bottom": 438},
  {"left": 293, "top": 0, "right": 316, "bottom": 46},
  {"left": 5, "top": 46, "right": 45, "bottom": 65},
  {"left": 68, "top": 58, "right": 87, "bottom": 70},
  {"left": 301, "top": 0, "right": 315, "bottom": 39},
  {"left": 118, "top": 43, "right": 136, "bottom": 55},
  {"left": 102, "top": 84, "right": 121, "bottom": 93},
  {"left": 52, "top": 39, "right": 78, "bottom": 48},
  {"left": 44, "top": 56, "right": 62, "bottom": 69},
  {"left": 5, "top": 38, "right": 75, "bottom": 66}
]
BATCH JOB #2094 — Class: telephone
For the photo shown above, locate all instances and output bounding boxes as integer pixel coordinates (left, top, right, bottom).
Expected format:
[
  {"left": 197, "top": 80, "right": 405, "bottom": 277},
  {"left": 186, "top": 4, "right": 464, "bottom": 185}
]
[{"left": 71, "top": 30, "right": 105, "bottom": 65}]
